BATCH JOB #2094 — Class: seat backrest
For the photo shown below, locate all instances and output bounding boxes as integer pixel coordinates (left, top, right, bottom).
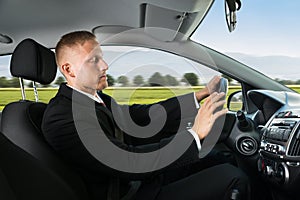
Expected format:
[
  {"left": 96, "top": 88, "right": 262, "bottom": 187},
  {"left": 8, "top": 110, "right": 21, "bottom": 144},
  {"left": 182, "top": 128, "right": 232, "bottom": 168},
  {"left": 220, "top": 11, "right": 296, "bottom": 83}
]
[
  {"left": 0, "top": 39, "right": 89, "bottom": 200},
  {"left": 0, "top": 166, "right": 15, "bottom": 200},
  {"left": 0, "top": 132, "right": 82, "bottom": 200}
]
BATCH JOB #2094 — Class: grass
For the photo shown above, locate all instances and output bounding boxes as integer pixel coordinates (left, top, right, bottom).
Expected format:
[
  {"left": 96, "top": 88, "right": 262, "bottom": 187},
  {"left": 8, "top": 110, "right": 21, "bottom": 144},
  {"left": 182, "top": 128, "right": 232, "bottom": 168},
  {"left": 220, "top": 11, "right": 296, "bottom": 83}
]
[
  {"left": 104, "top": 87, "right": 197, "bottom": 104},
  {"left": 0, "top": 88, "right": 57, "bottom": 110},
  {"left": 0, "top": 85, "right": 298, "bottom": 111}
]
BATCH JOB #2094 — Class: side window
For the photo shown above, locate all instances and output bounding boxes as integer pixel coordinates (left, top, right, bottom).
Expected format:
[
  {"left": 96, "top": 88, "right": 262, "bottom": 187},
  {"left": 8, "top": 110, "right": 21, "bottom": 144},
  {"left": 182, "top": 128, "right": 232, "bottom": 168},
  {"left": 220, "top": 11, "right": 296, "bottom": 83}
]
[
  {"left": 0, "top": 54, "right": 63, "bottom": 111},
  {"left": 101, "top": 46, "right": 240, "bottom": 105},
  {"left": 0, "top": 55, "right": 14, "bottom": 111},
  {"left": 0, "top": 46, "right": 242, "bottom": 111}
]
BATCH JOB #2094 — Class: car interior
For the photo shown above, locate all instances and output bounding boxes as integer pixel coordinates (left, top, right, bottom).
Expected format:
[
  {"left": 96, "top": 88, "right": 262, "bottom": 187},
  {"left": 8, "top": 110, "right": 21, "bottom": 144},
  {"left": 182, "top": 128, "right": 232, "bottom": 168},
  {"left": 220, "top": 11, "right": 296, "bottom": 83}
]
[{"left": 1, "top": 0, "right": 300, "bottom": 200}]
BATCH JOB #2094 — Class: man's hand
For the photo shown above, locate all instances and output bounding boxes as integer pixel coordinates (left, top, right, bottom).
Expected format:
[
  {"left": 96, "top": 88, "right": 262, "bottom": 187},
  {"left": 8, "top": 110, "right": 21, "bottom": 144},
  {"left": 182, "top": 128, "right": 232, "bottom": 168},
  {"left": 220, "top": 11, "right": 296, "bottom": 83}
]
[
  {"left": 195, "top": 76, "right": 222, "bottom": 102},
  {"left": 192, "top": 92, "right": 227, "bottom": 140}
]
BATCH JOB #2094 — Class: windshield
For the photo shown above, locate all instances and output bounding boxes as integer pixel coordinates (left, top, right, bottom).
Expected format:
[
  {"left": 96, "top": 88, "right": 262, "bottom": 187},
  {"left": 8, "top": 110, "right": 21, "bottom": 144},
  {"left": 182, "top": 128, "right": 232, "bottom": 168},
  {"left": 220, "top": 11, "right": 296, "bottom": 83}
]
[{"left": 191, "top": 0, "right": 300, "bottom": 83}]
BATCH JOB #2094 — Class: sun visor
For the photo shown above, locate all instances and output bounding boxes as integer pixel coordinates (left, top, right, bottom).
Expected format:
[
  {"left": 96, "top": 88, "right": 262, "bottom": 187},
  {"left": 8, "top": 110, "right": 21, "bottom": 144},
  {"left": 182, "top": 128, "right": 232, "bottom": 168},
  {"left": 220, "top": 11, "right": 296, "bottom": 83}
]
[
  {"left": 93, "top": 26, "right": 133, "bottom": 44},
  {"left": 142, "top": 0, "right": 213, "bottom": 41},
  {"left": 139, "top": 0, "right": 213, "bottom": 13},
  {"left": 144, "top": 4, "right": 184, "bottom": 41},
  {"left": 94, "top": 0, "right": 214, "bottom": 42}
]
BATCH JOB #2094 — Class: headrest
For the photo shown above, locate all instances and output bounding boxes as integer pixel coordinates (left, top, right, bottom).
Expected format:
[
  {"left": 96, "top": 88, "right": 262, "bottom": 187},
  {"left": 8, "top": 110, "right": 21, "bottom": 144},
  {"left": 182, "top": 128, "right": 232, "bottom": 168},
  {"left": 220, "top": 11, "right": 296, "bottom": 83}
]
[{"left": 10, "top": 39, "right": 57, "bottom": 85}]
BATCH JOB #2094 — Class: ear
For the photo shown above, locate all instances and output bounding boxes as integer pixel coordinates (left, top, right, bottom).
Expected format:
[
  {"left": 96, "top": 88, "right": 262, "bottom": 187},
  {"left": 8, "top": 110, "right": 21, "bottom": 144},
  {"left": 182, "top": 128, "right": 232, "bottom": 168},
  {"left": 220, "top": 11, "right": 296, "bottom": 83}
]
[{"left": 61, "top": 63, "right": 75, "bottom": 78}]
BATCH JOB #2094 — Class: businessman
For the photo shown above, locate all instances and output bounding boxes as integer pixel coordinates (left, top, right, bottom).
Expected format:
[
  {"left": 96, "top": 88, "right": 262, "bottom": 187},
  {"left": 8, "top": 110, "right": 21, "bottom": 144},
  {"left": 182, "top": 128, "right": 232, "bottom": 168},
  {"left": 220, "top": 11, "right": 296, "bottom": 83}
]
[{"left": 42, "top": 31, "right": 250, "bottom": 200}]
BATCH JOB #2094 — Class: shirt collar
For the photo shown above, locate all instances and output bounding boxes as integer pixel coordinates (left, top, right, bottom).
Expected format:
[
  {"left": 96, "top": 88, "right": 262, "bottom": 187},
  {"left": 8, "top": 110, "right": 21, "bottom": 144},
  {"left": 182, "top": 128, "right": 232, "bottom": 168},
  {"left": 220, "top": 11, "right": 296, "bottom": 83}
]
[{"left": 66, "top": 84, "right": 103, "bottom": 104}]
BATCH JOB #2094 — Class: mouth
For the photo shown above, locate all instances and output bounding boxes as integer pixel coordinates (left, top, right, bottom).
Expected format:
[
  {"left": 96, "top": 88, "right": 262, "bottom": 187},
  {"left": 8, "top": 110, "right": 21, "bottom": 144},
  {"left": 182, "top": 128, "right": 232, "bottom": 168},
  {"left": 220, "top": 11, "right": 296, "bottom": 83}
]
[
  {"left": 99, "top": 74, "right": 107, "bottom": 80},
  {"left": 99, "top": 74, "right": 107, "bottom": 79}
]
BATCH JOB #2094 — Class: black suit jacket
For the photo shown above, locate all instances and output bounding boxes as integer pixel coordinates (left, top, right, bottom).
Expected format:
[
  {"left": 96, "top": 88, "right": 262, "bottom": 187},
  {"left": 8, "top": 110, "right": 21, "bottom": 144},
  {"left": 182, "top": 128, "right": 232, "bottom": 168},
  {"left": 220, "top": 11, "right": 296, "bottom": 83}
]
[{"left": 42, "top": 84, "right": 200, "bottom": 200}]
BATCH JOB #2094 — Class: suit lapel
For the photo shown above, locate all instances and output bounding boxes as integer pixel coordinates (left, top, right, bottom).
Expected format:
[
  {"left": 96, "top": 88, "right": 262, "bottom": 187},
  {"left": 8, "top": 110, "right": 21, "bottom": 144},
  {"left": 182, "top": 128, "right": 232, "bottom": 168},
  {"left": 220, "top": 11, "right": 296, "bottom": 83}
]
[{"left": 57, "top": 84, "right": 121, "bottom": 139}]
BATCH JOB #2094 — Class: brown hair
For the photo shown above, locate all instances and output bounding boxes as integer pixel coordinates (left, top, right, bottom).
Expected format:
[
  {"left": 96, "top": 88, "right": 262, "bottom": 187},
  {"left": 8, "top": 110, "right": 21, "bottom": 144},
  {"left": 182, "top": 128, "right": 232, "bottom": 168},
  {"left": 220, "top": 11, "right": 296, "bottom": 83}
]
[{"left": 55, "top": 31, "right": 96, "bottom": 65}]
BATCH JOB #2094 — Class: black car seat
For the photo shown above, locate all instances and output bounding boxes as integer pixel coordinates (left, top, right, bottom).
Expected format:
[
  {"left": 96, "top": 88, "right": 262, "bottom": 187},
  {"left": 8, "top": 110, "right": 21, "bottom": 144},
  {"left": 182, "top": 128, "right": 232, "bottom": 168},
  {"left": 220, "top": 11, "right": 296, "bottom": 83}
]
[
  {"left": 0, "top": 39, "right": 89, "bottom": 200},
  {"left": 0, "top": 132, "right": 83, "bottom": 200},
  {"left": 0, "top": 165, "right": 15, "bottom": 200}
]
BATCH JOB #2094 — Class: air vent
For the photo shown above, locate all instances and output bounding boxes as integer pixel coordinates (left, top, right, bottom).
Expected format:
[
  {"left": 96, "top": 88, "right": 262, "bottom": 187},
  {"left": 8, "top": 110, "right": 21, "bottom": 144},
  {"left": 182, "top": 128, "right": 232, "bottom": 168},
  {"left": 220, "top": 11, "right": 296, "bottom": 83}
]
[
  {"left": 288, "top": 127, "right": 300, "bottom": 156},
  {"left": 236, "top": 136, "right": 258, "bottom": 156},
  {"left": 288, "top": 139, "right": 300, "bottom": 156},
  {"left": 276, "top": 111, "right": 300, "bottom": 118}
]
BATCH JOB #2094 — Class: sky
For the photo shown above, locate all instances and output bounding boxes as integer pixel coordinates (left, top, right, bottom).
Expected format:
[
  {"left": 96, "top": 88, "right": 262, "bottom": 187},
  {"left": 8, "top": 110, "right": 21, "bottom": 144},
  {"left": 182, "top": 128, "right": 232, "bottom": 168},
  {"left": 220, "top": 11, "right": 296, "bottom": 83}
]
[
  {"left": 102, "top": 46, "right": 219, "bottom": 81},
  {"left": 192, "top": 0, "right": 300, "bottom": 57}
]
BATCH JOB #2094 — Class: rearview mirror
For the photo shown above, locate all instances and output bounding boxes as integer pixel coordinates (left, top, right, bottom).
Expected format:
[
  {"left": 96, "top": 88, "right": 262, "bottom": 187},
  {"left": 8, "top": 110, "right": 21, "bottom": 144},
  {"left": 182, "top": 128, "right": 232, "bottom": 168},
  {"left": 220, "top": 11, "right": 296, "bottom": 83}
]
[{"left": 225, "top": 0, "right": 242, "bottom": 32}]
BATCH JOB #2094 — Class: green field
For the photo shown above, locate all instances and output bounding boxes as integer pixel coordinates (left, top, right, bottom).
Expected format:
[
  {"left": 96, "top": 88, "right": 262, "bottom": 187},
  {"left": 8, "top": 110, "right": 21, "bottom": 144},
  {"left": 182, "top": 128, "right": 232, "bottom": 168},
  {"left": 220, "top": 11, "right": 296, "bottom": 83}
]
[{"left": 1, "top": 86, "right": 299, "bottom": 111}]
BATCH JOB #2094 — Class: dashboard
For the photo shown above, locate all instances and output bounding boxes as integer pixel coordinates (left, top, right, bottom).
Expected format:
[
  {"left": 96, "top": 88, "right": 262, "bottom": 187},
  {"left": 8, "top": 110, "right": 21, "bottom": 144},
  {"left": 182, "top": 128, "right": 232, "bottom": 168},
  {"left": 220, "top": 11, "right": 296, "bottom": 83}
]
[{"left": 246, "top": 90, "right": 300, "bottom": 193}]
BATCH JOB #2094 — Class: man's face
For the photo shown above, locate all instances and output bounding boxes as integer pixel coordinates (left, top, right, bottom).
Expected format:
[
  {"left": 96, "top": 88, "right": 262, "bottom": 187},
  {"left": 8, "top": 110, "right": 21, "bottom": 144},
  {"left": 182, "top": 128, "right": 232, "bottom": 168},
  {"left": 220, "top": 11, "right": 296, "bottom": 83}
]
[{"left": 71, "top": 39, "right": 109, "bottom": 93}]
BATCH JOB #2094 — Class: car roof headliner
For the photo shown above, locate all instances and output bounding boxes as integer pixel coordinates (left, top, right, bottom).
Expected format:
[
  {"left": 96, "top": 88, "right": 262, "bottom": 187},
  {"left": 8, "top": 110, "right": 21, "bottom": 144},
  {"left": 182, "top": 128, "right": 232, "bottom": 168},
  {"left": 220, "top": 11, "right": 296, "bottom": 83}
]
[{"left": 0, "top": 0, "right": 213, "bottom": 55}]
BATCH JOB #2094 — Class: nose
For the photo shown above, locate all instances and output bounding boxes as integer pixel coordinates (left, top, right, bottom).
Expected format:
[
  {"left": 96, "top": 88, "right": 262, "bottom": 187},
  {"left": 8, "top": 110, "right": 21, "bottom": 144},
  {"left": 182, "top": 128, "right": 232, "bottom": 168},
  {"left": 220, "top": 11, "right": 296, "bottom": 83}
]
[{"left": 101, "top": 59, "right": 109, "bottom": 71}]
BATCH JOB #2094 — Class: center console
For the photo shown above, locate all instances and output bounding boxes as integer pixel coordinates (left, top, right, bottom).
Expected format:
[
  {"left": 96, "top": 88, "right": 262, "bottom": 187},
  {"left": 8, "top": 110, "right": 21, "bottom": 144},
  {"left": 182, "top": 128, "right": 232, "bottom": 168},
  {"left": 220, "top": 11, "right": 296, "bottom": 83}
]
[{"left": 259, "top": 111, "right": 300, "bottom": 187}]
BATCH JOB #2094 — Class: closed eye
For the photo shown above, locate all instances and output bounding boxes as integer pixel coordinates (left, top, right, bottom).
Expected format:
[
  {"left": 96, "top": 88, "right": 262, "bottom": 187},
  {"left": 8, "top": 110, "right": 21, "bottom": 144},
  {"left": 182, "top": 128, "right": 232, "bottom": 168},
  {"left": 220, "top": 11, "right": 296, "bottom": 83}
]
[{"left": 88, "top": 56, "right": 100, "bottom": 64}]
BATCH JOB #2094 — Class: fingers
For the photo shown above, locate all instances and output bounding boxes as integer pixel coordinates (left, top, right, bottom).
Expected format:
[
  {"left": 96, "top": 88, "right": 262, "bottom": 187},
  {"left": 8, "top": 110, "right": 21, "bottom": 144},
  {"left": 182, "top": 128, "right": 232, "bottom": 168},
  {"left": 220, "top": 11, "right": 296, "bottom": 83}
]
[
  {"left": 212, "top": 92, "right": 226, "bottom": 101},
  {"left": 210, "top": 91, "right": 225, "bottom": 99},
  {"left": 213, "top": 100, "right": 226, "bottom": 112},
  {"left": 196, "top": 76, "right": 223, "bottom": 101},
  {"left": 206, "top": 76, "right": 222, "bottom": 94},
  {"left": 192, "top": 91, "right": 227, "bottom": 140},
  {"left": 203, "top": 92, "right": 225, "bottom": 107},
  {"left": 208, "top": 75, "right": 221, "bottom": 85},
  {"left": 201, "top": 92, "right": 227, "bottom": 118},
  {"left": 212, "top": 75, "right": 221, "bottom": 83},
  {"left": 214, "top": 108, "right": 228, "bottom": 120}
]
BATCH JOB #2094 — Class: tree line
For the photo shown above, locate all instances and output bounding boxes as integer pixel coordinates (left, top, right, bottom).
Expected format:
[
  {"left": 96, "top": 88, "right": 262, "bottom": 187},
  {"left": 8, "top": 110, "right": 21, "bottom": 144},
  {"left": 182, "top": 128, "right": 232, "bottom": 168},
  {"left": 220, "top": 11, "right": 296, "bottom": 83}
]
[
  {"left": 0, "top": 72, "right": 201, "bottom": 87},
  {"left": 0, "top": 76, "right": 65, "bottom": 88},
  {"left": 6, "top": 73, "right": 297, "bottom": 88},
  {"left": 105, "top": 72, "right": 200, "bottom": 87},
  {"left": 274, "top": 78, "right": 300, "bottom": 85}
]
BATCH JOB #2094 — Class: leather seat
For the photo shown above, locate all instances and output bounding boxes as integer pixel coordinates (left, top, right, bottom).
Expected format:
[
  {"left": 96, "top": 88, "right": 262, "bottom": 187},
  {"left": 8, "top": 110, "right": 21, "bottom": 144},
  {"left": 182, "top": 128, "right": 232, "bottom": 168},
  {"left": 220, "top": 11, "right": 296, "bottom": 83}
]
[
  {"left": 0, "top": 132, "right": 84, "bottom": 200},
  {"left": 0, "top": 165, "right": 15, "bottom": 200},
  {"left": 0, "top": 39, "right": 89, "bottom": 200}
]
